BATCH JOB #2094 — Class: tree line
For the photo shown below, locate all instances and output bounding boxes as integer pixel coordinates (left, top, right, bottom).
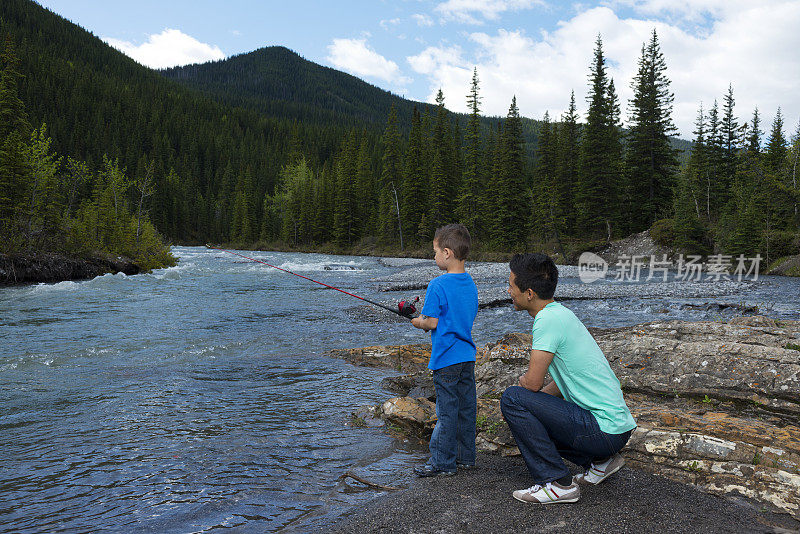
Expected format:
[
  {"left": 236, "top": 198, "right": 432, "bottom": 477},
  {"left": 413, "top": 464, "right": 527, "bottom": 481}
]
[
  {"left": 269, "top": 31, "right": 799, "bottom": 264},
  {"left": 0, "top": 37, "right": 174, "bottom": 269}
]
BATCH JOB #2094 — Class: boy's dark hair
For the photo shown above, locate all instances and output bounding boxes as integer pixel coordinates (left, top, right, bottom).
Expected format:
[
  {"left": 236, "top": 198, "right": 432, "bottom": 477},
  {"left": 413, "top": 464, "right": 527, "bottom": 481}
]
[
  {"left": 434, "top": 224, "right": 471, "bottom": 260},
  {"left": 509, "top": 253, "right": 558, "bottom": 299}
]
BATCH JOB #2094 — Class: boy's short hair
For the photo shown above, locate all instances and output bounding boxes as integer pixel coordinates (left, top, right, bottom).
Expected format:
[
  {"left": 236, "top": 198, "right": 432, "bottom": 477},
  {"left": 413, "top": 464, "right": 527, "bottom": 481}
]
[
  {"left": 509, "top": 253, "right": 558, "bottom": 299},
  {"left": 434, "top": 224, "right": 471, "bottom": 260}
]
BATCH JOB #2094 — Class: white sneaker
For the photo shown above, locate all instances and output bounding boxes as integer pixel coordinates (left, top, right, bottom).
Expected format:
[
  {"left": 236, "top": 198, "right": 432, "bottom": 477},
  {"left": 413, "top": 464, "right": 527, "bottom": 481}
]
[
  {"left": 574, "top": 453, "right": 625, "bottom": 485},
  {"left": 512, "top": 480, "right": 580, "bottom": 504}
]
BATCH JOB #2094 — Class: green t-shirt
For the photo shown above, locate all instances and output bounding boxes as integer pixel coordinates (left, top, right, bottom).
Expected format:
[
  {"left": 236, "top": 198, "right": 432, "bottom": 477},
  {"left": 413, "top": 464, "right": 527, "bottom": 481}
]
[{"left": 531, "top": 301, "right": 636, "bottom": 435}]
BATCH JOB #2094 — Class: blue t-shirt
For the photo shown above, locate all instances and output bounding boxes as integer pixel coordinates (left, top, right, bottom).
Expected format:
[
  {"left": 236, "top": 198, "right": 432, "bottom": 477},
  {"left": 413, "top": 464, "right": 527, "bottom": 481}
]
[{"left": 421, "top": 272, "right": 479, "bottom": 370}]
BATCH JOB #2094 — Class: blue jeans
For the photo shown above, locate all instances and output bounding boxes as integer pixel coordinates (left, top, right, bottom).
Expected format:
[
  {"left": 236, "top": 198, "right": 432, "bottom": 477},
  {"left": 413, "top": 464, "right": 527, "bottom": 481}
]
[
  {"left": 501, "top": 386, "right": 632, "bottom": 483},
  {"left": 429, "top": 361, "right": 477, "bottom": 471}
]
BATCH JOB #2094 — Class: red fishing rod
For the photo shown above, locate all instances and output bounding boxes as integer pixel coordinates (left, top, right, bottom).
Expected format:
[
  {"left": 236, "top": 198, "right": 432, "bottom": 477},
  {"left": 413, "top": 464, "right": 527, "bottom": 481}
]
[{"left": 206, "top": 245, "right": 419, "bottom": 319}]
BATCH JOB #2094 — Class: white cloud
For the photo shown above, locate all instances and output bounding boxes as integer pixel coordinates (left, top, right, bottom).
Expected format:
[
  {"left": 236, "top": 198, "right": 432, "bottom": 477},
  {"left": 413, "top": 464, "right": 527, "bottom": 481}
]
[
  {"left": 413, "top": 13, "right": 435, "bottom": 27},
  {"left": 327, "top": 38, "right": 412, "bottom": 86},
  {"left": 435, "top": 0, "right": 545, "bottom": 24},
  {"left": 408, "top": 1, "right": 800, "bottom": 137},
  {"left": 380, "top": 18, "right": 402, "bottom": 30},
  {"left": 103, "top": 28, "right": 225, "bottom": 69}
]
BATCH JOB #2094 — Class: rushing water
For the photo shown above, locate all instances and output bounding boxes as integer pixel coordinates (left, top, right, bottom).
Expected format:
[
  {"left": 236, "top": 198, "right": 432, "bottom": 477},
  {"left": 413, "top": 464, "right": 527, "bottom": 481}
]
[{"left": 1, "top": 246, "right": 799, "bottom": 533}]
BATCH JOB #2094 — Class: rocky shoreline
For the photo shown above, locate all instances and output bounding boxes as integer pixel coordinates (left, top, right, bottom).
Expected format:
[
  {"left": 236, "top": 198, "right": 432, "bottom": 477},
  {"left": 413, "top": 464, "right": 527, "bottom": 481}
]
[
  {"left": 0, "top": 252, "right": 140, "bottom": 286},
  {"left": 328, "top": 316, "right": 800, "bottom": 527}
]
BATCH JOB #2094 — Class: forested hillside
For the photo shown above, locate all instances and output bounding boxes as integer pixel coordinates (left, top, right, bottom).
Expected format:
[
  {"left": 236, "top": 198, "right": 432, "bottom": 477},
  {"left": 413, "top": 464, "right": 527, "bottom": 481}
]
[
  {"left": 0, "top": 0, "right": 350, "bottom": 245},
  {"left": 161, "top": 46, "right": 437, "bottom": 131}
]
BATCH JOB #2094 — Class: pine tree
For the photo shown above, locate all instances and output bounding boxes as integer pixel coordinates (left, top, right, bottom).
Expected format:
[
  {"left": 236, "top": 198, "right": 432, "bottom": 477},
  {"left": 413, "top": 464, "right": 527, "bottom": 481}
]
[
  {"left": 494, "top": 96, "right": 527, "bottom": 250},
  {"left": 705, "top": 99, "right": 724, "bottom": 220},
  {"left": 457, "top": 67, "right": 485, "bottom": 239},
  {"left": 402, "top": 106, "right": 427, "bottom": 244},
  {"left": 576, "top": 36, "right": 623, "bottom": 239},
  {"left": 555, "top": 91, "right": 579, "bottom": 233},
  {"left": 720, "top": 84, "right": 740, "bottom": 204},
  {"left": 623, "top": 29, "right": 678, "bottom": 231},
  {"left": 532, "top": 112, "right": 559, "bottom": 245},
  {"left": 765, "top": 108, "right": 787, "bottom": 173},
  {"left": 333, "top": 130, "right": 359, "bottom": 245},
  {"left": 354, "top": 133, "right": 373, "bottom": 237},
  {"left": 789, "top": 120, "right": 800, "bottom": 224},
  {"left": 428, "top": 89, "right": 455, "bottom": 230}
]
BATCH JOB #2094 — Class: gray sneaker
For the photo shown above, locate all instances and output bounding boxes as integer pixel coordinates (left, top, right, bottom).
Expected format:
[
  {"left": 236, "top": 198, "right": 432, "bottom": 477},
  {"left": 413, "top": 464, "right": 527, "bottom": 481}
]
[
  {"left": 574, "top": 453, "right": 625, "bottom": 485},
  {"left": 512, "top": 480, "right": 580, "bottom": 504}
]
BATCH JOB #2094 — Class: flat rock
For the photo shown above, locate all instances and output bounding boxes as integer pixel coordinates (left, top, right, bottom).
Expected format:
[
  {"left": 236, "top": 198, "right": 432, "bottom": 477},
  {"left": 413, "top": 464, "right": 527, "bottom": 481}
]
[{"left": 327, "top": 344, "right": 430, "bottom": 373}]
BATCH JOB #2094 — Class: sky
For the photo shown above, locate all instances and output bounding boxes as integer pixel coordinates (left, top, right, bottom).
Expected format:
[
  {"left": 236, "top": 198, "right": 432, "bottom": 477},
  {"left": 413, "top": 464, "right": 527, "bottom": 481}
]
[{"left": 36, "top": 0, "right": 800, "bottom": 139}]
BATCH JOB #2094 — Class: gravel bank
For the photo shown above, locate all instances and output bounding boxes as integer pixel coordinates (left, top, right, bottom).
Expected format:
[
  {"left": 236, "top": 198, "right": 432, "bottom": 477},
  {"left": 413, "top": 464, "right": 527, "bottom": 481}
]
[{"left": 328, "top": 454, "right": 799, "bottom": 533}]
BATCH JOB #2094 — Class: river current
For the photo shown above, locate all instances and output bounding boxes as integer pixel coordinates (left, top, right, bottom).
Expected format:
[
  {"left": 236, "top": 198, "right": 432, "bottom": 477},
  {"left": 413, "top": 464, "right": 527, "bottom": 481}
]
[{"left": 2, "top": 246, "right": 799, "bottom": 533}]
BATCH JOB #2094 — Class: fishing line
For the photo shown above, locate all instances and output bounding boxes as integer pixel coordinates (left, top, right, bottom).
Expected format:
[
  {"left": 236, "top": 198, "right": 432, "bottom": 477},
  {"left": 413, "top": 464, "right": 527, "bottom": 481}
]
[{"left": 206, "top": 245, "right": 418, "bottom": 319}]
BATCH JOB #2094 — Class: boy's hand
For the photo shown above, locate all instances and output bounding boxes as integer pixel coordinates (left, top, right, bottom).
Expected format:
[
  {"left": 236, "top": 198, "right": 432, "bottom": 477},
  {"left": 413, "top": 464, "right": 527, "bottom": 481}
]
[
  {"left": 411, "top": 315, "right": 437, "bottom": 332},
  {"left": 411, "top": 316, "right": 428, "bottom": 332}
]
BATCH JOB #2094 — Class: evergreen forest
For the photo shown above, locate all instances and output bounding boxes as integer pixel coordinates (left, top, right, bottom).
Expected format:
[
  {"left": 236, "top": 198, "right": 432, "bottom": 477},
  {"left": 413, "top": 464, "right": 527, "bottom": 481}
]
[{"left": 1, "top": 0, "right": 798, "bottom": 269}]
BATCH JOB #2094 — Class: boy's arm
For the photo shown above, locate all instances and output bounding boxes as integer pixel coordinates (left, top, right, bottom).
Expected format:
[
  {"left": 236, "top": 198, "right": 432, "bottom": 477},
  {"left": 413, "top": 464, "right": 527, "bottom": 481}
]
[
  {"left": 411, "top": 315, "right": 438, "bottom": 331},
  {"left": 518, "top": 349, "right": 555, "bottom": 391}
]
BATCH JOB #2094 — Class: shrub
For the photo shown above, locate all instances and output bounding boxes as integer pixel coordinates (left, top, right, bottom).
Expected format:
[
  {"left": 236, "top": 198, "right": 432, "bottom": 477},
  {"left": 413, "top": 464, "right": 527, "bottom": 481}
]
[{"left": 650, "top": 218, "right": 676, "bottom": 248}]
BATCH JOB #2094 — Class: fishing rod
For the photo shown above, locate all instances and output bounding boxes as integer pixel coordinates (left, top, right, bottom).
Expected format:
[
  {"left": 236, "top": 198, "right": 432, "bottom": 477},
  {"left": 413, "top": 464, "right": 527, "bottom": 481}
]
[{"left": 206, "top": 245, "right": 419, "bottom": 320}]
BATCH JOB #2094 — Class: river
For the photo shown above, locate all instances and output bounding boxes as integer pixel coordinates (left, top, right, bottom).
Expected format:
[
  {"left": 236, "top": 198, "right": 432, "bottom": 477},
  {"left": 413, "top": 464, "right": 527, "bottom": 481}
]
[{"left": 1, "top": 246, "right": 799, "bottom": 532}]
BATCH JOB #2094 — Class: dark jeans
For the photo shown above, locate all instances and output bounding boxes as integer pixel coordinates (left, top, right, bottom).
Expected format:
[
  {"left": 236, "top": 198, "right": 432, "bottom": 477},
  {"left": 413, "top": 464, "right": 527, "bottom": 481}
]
[
  {"left": 500, "top": 385, "right": 632, "bottom": 483},
  {"left": 430, "top": 361, "right": 477, "bottom": 471}
]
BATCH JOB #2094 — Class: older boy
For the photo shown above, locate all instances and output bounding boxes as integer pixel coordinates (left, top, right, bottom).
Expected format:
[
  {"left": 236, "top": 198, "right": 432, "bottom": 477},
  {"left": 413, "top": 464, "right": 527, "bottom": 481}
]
[
  {"left": 411, "top": 224, "right": 479, "bottom": 477},
  {"left": 501, "top": 253, "right": 636, "bottom": 503}
]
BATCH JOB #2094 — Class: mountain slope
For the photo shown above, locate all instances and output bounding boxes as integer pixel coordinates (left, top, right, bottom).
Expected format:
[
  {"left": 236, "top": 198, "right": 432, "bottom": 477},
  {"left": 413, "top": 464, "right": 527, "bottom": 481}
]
[{"left": 161, "top": 46, "right": 436, "bottom": 129}]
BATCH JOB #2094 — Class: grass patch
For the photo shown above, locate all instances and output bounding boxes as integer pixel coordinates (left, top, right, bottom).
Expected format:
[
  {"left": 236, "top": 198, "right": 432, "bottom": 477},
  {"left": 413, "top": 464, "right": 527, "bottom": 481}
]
[{"left": 350, "top": 415, "right": 367, "bottom": 428}]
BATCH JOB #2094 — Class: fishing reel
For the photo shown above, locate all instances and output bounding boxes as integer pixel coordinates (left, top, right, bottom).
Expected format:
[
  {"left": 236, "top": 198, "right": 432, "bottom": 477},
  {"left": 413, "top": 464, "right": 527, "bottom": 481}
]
[{"left": 397, "top": 296, "right": 420, "bottom": 318}]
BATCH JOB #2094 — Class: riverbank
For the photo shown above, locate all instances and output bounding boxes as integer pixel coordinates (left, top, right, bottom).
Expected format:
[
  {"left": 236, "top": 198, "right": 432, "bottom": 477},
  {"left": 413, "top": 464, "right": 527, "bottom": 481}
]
[
  {"left": 329, "top": 453, "right": 800, "bottom": 533},
  {"left": 0, "top": 252, "right": 140, "bottom": 286},
  {"left": 327, "top": 315, "right": 800, "bottom": 530}
]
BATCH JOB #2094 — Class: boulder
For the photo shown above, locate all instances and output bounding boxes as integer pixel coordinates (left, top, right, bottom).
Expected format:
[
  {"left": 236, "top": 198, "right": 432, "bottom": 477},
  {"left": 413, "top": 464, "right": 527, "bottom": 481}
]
[{"left": 380, "top": 396, "right": 436, "bottom": 435}]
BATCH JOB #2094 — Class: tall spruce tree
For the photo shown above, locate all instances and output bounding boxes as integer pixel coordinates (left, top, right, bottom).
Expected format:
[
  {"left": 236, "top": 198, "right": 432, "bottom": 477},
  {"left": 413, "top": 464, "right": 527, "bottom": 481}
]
[
  {"left": 532, "top": 112, "right": 559, "bottom": 245},
  {"left": 624, "top": 29, "right": 678, "bottom": 231},
  {"left": 576, "top": 35, "right": 622, "bottom": 239},
  {"left": 428, "top": 89, "right": 455, "bottom": 229},
  {"left": 790, "top": 120, "right": 800, "bottom": 223},
  {"left": 720, "top": 84, "right": 740, "bottom": 205},
  {"left": 458, "top": 67, "right": 485, "bottom": 240},
  {"left": 494, "top": 96, "right": 527, "bottom": 250},
  {"left": 333, "top": 130, "right": 359, "bottom": 245},
  {"left": 765, "top": 108, "right": 787, "bottom": 174},
  {"left": 402, "top": 106, "right": 428, "bottom": 244},
  {"left": 763, "top": 108, "right": 792, "bottom": 231},
  {"left": 555, "top": 91, "right": 580, "bottom": 233}
]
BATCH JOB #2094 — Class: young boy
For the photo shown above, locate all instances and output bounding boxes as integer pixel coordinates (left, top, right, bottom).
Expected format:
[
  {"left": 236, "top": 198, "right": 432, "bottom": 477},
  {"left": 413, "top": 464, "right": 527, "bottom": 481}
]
[
  {"left": 411, "top": 224, "right": 479, "bottom": 477},
  {"left": 501, "top": 253, "right": 636, "bottom": 504}
]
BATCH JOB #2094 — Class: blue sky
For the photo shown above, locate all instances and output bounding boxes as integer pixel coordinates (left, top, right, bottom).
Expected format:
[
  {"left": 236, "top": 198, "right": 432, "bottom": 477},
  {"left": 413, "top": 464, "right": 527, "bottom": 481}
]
[{"left": 36, "top": 1, "right": 800, "bottom": 139}]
